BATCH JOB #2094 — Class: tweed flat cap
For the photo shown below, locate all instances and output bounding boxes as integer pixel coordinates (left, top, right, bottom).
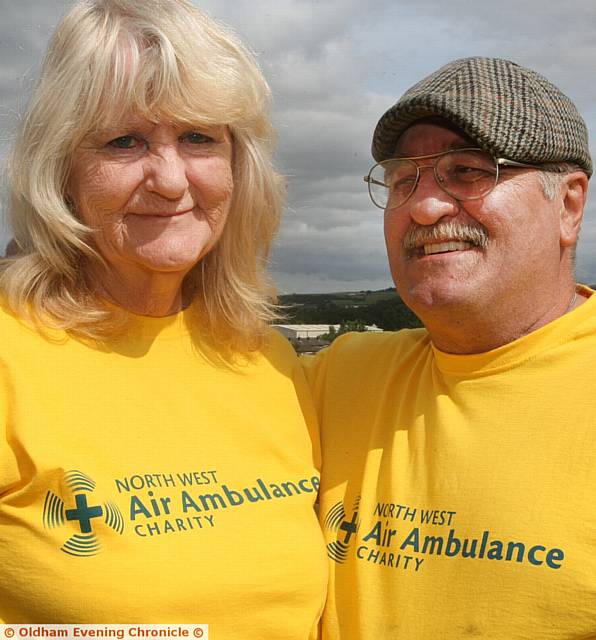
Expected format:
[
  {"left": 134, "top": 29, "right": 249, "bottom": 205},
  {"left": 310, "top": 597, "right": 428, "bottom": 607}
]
[{"left": 372, "top": 57, "right": 592, "bottom": 177}]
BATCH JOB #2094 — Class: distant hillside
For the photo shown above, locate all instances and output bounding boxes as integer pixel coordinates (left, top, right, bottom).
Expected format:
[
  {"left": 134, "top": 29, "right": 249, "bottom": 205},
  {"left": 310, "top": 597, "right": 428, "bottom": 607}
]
[
  {"left": 279, "top": 285, "right": 596, "bottom": 332},
  {"left": 278, "top": 288, "right": 422, "bottom": 331}
]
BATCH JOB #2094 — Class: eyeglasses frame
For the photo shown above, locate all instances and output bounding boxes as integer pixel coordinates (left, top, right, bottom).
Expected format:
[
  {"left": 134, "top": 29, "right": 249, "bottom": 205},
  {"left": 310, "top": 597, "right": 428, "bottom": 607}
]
[{"left": 363, "top": 148, "right": 543, "bottom": 210}]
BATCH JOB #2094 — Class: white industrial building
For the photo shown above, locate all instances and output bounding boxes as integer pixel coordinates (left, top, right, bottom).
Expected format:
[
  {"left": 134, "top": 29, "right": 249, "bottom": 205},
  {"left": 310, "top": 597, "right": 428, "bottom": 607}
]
[{"left": 273, "top": 324, "right": 382, "bottom": 340}]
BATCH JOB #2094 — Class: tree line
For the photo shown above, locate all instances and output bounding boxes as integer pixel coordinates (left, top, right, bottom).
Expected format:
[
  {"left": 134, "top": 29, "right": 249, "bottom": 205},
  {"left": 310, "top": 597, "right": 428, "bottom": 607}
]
[{"left": 279, "top": 291, "right": 423, "bottom": 332}]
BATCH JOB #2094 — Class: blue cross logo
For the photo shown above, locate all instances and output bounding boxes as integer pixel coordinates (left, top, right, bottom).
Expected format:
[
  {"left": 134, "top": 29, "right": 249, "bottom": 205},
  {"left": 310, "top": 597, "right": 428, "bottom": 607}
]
[
  {"left": 323, "top": 496, "right": 361, "bottom": 564},
  {"left": 65, "top": 493, "right": 104, "bottom": 534},
  {"left": 339, "top": 510, "right": 359, "bottom": 544},
  {"left": 42, "top": 470, "right": 124, "bottom": 557}
]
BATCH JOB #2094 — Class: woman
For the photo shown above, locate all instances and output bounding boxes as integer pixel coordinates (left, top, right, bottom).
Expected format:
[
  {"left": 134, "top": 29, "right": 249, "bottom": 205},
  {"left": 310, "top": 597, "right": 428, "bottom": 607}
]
[{"left": 0, "top": 0, "right": 326, "bottom": 635}]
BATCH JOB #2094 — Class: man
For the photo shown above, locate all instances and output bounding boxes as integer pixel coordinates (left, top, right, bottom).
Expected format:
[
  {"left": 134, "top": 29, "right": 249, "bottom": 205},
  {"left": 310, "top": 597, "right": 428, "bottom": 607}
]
[{"left": 305, "top": 57, "right": 595, "bottom": 638}]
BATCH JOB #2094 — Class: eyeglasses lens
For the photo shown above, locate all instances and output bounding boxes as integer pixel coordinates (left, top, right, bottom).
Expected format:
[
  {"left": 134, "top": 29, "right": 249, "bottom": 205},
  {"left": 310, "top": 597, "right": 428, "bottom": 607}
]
[
  {"left": 368, "top": 150, "right": 499, "bottom": 209},
  {"left": 437, "top": 150, "right": 498, "bottom": 201}
]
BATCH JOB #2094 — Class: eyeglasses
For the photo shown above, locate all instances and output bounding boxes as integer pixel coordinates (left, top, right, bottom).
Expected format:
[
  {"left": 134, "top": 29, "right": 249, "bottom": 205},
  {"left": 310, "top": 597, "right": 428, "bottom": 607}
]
[{"left": 363, "top": 148, "right": 541, "bottom": 210}]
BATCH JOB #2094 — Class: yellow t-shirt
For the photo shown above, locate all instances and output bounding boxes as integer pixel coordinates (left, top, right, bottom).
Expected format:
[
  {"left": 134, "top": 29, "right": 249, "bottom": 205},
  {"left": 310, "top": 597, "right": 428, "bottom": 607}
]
[
  {"left": 305, "top": 286, "right": 596, "bottom": 640},
  {"left": 0, "top": 304, "right": 327, "bottom": 638}
]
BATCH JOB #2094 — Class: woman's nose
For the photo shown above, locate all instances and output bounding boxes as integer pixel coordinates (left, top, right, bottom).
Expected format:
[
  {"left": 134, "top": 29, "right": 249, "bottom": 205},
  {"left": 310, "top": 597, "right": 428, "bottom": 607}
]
[{"left": 143, "top": 145, "right": 189, "bottom": 199}]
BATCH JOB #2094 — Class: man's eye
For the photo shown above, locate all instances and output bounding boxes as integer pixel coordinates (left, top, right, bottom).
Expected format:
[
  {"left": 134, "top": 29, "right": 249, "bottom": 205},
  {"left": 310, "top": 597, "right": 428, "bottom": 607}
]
[
  {"left": 388, "top": 175, "right": 416, "bottom": 189},
  {"left": 452, "top": 165, "right": 493, "bottom": 181},
  {"left": 182, "top": 132, "right": 213, "bottom": 144},
  {"left": 108, "top": 135, "right": 139, "bottom": 149}
]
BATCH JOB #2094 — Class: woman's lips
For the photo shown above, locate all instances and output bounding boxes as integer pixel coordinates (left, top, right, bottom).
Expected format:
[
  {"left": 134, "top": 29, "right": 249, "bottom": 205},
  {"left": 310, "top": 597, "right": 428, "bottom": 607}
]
[{"left": 131, "top": 208, "right": 193, "bottom": 218}]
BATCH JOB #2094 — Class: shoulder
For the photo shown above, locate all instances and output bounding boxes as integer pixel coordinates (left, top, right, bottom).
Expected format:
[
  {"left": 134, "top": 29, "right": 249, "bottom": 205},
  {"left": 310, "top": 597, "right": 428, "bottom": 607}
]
[
  {"left": 0, "top": 300, "right": 34, "bottom": 338},
  {"left": 247, "top": 327, "right": 300, "bottom": 375},
  {"left": 301, "top": 328, "right": 430, "bottom": 395},
  {"left": 265, "top": 326, "right": 297, "bottom": 353},
  {"left": 323, "top": 329, "right": 430, "bottom": 370},
  {"left": 325, "top": 327, "right": 430, "bottom": 365},
  {"left": 0, "top": 299, "right": 69, "bottom": 362},
  {"left": 262, "top": 327, "right": 300, "bottom": 361}
]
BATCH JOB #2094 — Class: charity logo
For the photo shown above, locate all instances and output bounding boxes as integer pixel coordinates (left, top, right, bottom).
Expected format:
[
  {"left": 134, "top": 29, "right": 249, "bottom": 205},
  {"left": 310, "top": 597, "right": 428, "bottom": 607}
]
[
  {"left": 323, "top": 496, "right": 360, "bottom": 563},
  {"left": 42, "top": 470, "right": 124, "bottom": 557}
]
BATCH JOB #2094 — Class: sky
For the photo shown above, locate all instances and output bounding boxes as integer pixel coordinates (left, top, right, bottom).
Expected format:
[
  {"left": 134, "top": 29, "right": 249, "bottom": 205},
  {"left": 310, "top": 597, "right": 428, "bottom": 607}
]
[{"left": 1, "top": 0, "right": 595, "bottom": 293}]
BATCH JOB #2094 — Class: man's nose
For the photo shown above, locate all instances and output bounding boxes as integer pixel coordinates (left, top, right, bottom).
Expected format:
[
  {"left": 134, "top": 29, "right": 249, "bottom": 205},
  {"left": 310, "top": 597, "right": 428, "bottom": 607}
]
[
  {"left": 143, "top": 145, "right": 189, "bottom": 198},
  {"left": 402, "top": 167, "right": 460, "bottom": 225}
]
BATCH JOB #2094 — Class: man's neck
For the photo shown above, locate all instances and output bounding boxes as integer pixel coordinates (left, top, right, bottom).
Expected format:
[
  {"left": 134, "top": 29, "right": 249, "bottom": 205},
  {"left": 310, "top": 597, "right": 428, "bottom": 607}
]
[{"left": 422, "top": 286, "right": 582, "bottom": 355}]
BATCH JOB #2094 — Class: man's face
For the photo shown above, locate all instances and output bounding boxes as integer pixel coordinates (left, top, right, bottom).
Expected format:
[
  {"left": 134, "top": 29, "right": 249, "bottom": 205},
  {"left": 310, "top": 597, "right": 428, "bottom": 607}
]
[{"left": 384, "top": 122, "right": 565, "bottom": 317}]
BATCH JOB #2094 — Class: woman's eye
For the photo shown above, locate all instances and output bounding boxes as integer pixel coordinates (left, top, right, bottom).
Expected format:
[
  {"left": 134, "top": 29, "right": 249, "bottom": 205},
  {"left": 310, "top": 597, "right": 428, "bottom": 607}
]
[
  {"left": 183, "top": 132, "right": 213, "bottom": 144},
  {"left": 107, "top": 135, "right": 139, "bottom": 149}
]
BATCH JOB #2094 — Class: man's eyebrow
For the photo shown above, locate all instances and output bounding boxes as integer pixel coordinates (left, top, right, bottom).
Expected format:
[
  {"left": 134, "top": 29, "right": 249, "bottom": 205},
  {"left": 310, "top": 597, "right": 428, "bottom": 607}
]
[
  {"left": 446, "top": 139, "right": 477, "bottom": 150},
  {"left": 394, "top": 139, "right": 478, "bottom": 156}
]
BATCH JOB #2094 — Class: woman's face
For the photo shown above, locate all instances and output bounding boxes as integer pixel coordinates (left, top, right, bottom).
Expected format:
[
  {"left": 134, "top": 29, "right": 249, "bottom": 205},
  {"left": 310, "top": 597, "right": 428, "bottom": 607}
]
[{"left": 68, "top": 116, "right": 234, "bottom": 288}]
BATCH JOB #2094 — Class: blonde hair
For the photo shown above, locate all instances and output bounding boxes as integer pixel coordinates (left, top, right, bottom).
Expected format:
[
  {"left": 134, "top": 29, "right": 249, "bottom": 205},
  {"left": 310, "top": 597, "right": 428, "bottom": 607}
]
[{"left": 2, "top": 0, "right": 283, "bottom": 350}]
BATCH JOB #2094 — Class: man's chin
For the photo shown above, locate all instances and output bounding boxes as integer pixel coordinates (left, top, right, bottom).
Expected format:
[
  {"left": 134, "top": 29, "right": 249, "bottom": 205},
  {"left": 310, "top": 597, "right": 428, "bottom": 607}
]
[{"left": 396, "top": 279, "right": 480, "bottom": 316}]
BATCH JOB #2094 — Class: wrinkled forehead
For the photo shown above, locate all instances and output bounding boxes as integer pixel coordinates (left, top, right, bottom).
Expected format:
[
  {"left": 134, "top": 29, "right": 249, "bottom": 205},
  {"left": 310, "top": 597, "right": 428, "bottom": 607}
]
[
  {"left": 394, "top": 117, "right": 480, "bottom": 157},
  {"left": 86, "top": 102, "right": 215, "bottom": 137},
  {"left": 84, "top": 71, "right": 223, "bottom": 136},
  {"left": 72, "top": 31, "right": 238, "bottom": 147}
]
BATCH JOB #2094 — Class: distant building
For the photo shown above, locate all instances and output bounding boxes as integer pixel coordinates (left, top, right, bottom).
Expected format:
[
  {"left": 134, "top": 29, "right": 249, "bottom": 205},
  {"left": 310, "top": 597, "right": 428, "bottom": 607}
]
[
  {"left": 273, "top": 324, "right": 382, "bottom": 340},
  {"left": 364, "top": 324, "right": 383, "bottom": 333},
  {"left": 274, "top": 324, "right": 338, "bottom": 339}
]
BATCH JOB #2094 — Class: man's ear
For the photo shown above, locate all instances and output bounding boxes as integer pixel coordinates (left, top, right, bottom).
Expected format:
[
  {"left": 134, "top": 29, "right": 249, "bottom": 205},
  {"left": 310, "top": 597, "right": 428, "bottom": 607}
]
[{"left": 559, "top": 171, "right": 589, "bottom": 248}]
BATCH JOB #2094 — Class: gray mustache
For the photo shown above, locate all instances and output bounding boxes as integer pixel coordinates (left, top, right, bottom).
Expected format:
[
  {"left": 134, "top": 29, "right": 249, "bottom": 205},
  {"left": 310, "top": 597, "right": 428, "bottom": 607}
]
[{"left": 403, "top": 221, "right": 489, "bottom": 251}]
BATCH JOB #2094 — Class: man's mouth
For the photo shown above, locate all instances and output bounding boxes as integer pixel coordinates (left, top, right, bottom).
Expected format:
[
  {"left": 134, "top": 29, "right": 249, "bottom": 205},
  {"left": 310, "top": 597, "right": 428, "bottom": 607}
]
[
  {"left": 403, "top": 221, "right": 489, "bottom": 259},
  {"left": 423, "top": 241, "right": 472, "bottom": 255}
]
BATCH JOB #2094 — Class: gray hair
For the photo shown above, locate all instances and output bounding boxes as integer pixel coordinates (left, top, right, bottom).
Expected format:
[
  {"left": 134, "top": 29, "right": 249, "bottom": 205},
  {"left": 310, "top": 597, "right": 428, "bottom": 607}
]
[{"left": 538, "top": 163, "right": 586, "bottom": 200}]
